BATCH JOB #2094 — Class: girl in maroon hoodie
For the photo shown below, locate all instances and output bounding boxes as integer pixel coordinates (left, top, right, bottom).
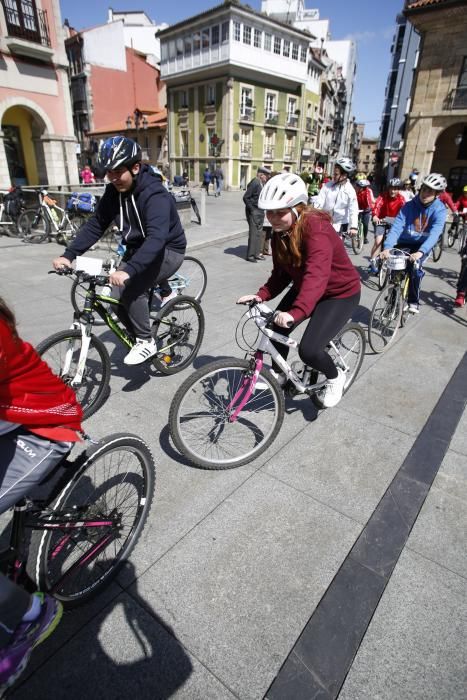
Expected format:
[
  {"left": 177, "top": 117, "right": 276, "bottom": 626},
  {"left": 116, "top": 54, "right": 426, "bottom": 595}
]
[
  {"left": 238, "top": 173, "right": 360, "bottom": 408},
  {"left": 0, "top": 295, "right": 83, "bottom": 692}
]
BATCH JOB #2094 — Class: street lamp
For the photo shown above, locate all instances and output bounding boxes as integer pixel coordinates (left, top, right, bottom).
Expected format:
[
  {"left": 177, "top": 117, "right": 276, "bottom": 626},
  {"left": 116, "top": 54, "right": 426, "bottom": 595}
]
[{"left": 126, "top": 109, "right": 150, "bottom": 158}]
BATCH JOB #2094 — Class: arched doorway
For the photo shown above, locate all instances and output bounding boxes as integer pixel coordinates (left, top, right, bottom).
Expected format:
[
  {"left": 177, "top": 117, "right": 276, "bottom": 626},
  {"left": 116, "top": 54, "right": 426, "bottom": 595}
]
[
  {"left": 0, "top": 103, "right": 49, "bottom": 186},
  {"left": 432, "top": 122, "right": 467, "bottom": 197}
]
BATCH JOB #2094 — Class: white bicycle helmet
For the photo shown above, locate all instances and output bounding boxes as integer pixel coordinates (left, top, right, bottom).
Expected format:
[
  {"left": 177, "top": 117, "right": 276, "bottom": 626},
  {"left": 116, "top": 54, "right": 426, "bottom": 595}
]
[
  {"left": 356, "top": 179, "right": 370, "bottom": 187},
  {"left": 421, "top": 173, "right": 446, "bottom": 191},
  {"left": 258, "top": 173, "right": 308, "bottom": 210},
  {"left": 335, "top": 157, "right": 356, "bottom": 174}
]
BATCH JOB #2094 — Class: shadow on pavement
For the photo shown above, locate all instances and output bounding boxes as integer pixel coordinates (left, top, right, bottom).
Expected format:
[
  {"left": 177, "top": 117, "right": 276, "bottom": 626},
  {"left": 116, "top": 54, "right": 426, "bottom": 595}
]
[
  {"left": 223, "top": 244, "right": 247, "bottom": 259},
  {"left": 12, "top": 563, "right": 193, "bottom": 699}
]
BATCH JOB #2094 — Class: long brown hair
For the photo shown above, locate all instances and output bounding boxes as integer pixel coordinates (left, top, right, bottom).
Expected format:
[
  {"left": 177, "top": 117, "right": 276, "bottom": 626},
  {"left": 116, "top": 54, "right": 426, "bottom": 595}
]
[
  {"left": 272, "top": 205, "right": 332, "bottom": 267},
  {"left": 0, "top": 295, "right": 18, "bottom": 338}
]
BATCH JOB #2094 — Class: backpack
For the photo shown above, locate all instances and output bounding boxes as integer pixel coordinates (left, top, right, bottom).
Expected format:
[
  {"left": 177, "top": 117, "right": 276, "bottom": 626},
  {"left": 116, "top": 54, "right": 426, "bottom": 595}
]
[
  {"left": 66, "top": 191, "right": 96, "bottom": 213},
  {"left": 4, "top": 187, "right": 24, "bottom": 218}
]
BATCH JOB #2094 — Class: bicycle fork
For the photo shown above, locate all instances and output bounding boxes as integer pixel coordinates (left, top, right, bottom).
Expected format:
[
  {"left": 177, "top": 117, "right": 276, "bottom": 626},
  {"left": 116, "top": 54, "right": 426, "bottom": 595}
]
[{"left": 64, "top": 322, "right": 92, "bottom": 385}]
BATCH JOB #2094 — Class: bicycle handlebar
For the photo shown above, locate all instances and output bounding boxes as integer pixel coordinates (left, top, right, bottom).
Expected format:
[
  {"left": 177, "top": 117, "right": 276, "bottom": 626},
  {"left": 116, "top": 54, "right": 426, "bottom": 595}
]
[
  {"left": 238, "top": 300, "right": 294, "bottom": 328},
  {"left": 49, "top": 267, "right": 110, "bottom": 285}
]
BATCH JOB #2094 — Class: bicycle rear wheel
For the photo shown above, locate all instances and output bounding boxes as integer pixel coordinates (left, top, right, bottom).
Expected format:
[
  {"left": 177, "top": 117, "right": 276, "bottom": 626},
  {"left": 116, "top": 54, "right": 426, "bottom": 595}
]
[
  {"left": 0, "top": 210, "right": 19, "bottom": 237},
  {"left": 377, "top": 258, "right": 389, "bottom": 290},
  {"left": 368, "top": 283, "right": 403, "bottom": 354},
  {"left": 18, "top": 209, "right": 50, "bottom": 243},
  {"left": 311, "top": 323, "right": 366, "bottom": 409},
  {"left": 432, "top": 237, "right": 442, "bottom": 262},
  {"left": 151, "top": 295, "right": 204, "bottom": 375},
  {"left": 35, "top": 433, "right": 155, "bottom": 608},
  {"left": 352, "top": 223, "right": 364, "bottom": 254},
  {"left": 169, "top": 358, "right": 285, "bottom": 469},
  {"left": 36, "top": 329, "right": 111, "bottom": 419}
]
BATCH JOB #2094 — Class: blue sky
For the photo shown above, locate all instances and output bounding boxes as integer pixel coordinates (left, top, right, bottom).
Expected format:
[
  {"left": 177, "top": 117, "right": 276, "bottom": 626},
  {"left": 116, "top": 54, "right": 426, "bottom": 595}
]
[{"left": 60, "top": 0, "right": 405, "bottom": 137}]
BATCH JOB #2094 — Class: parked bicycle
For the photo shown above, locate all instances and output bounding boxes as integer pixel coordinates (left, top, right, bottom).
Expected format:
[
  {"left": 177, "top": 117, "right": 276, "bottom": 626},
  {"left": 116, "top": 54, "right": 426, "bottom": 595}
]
[
  {"left": 169, "top": 301, "right": 365, "bottom": 469},
  {"left": 1, "top": 432, "right": 155, "bottom": 608},
  {"left": 172, "top": 188, "right": 202, "bottom": 225},
  {"left": 70, "top": 255, "right": 207, "bottom": 318},
  {"left": 18, "top": 189, "right": 86, "bottom": 245},
  {"left": 37, "top": 266, "right": 205, "bottom": 419},
  {"left": 446, "top": 212, "right": 467, "bottom": 251},
  {"left": 368, "top": 249, "right": 420, "bottom": 354}
]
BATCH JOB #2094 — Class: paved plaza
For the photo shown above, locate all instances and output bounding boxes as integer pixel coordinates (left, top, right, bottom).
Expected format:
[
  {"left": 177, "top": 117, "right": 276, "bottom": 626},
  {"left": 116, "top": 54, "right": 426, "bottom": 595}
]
[{"left": 1, "top": 190, "right": 466, "bottom": 700}]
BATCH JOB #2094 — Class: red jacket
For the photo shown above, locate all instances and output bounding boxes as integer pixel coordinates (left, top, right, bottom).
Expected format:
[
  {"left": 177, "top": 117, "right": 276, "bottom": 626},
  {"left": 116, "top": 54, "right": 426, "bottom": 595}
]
[
  {"left": 0, "top": 319, "right": 83, "bottom": 441},
  {"left": 438, "top": 191, "right": 457, "bottom": 212},
  {"left": 356, "top": 188, "right": 375, "bottom": 211},
  {"left": 256, "top": 213, "right": 361, "bottom": 323},
  {"left": 456, "top": 194, "right": 467, "bottom": 213},
  {"left": 373, "top": 192, "right": 406, "bottom": 219}
]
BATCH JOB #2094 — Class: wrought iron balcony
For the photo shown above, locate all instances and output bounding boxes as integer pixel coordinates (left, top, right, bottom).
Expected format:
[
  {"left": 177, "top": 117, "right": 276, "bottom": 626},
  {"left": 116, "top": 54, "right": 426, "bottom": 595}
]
[
  {"left": 239, "top": 107, "right": 256, "bottom": 122},
  {"left": 263, "top": 147, "right": 275, "bottom": 160},
  {"left": 284, "top": 150, "right": 296, "bottom": 161},
  {"left": 240, "top": 144, "right": 252, "bottom": 158},
  {"left": 264, "top": 110, "right": 279, "bottom": 126},
  {"left": 444, "top": 87, "right": 467, "bottom": 110},
  {"left": 2, "top": 0, "right": 51, "bottom": 47},
  {"left": 286, "top": 115, "right": 299, "bottom": 129},
  {"left": 181, "top": 147, "right": 189, "bottom": 157}
]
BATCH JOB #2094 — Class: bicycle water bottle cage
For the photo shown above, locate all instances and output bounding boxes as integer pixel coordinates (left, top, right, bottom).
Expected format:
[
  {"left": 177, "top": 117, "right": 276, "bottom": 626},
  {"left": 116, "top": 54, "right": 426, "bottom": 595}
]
[{"left": 387, "top": 249, "right": 407, "bottom": 271}]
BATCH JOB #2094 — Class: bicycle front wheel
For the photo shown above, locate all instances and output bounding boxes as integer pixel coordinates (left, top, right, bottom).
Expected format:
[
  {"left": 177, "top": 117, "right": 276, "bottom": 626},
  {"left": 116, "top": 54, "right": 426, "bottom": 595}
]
[
  {"left": 368, "top": 283, "right": 403, "bottom": 354},
  {"left": 36, "top": 329, "right": 111, "bottom": 419},
  {"left": 18, "top": 209, "right": 50, "bottom": 243},
  {"left": 169, "top": 358, "right": 285, "bottom": 469},
  {"left": 432, "top": 237, "right": 442, "bottom": 262},
  {"left": 35, "top": 433, "right": 155, "bottom": 608},
  {"left": 173, "top": 256, "right": 207, "bottom": 301},
  {"left": 377, "top": 259, "right": 389, "bottom": 290},
  {"left": 151, "top": 295, "right": 204, "bottom": 375},
  {"left": 311, "top": 323, "right": 366, "bottom": 409},
  {"left": 352, "top": 224, "right": 364, "bottom": 255}
]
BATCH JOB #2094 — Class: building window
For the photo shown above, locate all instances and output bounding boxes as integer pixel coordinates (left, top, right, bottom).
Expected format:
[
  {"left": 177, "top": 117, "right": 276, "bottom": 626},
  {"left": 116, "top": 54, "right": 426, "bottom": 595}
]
[
  {"left": 181, "top": 130, "right": 189, "bottom": 157},
  {"left": 161, "top": 42, "right": 168, "bottom": 61},
  {"left": 168, "top": 40, "right": 175, "bottom": 59},
  {"left": 176, "top": 38, "right": 183, "bottom": 58},
  {"left": 221, "top": 21, "right": 229, "bottom": 43},
  {"left": 273, "top": 36, "right": 281, "bottom": 54},
  {"left": 292, "top": 43, "right": 299, "bottom": 60},
  {"left": 179, "top": 90, "right": 188, "bottom": 108},
  {"left": 193, "top": 31, "right": 200, "bottom": 52},
  {"left": 241, "top": 86, "right": 253, "bottom": 115},
  {"left": 206, "top": 84, "right": 216, "bottom": 105},
  {"left": 283, "top": 39, "right": 290, "bottom": 57},
  {"left": 202, "top": 28, "right": 209, "bottom": 49},
  {"left": 212, "top": 25, "right": 219, "bottom": 46},
  {"left": 254, "top": 28, "right": 261, "bottom": 48},
  {"left": 240, "top": 128, "right": 252, "bottom": 156},
  {"left": 184, "top": 35, "right": 192, "bottom": 56},
  {"left": 234, "top": 21, "right": 241, "bottom": 42},
  {"left": 243, "top": 25, "right": 251, "bottom": 44},
  {"left": 300, "top": 45, "right": 307, "bottom": 62},
  {"left": 265, "top": 92, "right": 276, "bottom": 119},
  {"left": 264, "top": 131, "right": 275, "bottom": 157}
]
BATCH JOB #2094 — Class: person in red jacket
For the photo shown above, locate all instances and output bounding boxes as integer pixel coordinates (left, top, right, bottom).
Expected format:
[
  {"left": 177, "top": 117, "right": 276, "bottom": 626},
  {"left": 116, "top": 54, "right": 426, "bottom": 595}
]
[
  {"left": 237, "top": 173, "right": 361, "bottom": 408},
  {"left": 368, "top": 178, "right": 406, "bottom": 274},
  {"left": 456, "top": 185, "right": 467, "bottom": 217},
  {"left": 0, "top": 295, "right": 83, "bottom": 693},
  {"left": 355, "top": 178, "right": 375, "bottom": 244}
]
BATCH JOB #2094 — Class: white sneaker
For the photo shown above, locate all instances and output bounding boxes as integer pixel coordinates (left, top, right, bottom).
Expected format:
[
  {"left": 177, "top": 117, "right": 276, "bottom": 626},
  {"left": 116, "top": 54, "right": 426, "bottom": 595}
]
[
  {"left": 319, "top": 368, "right": 346, "bottom": 408},
  {"left": 408, "top": 304, "right": 419, "bottom": 314},
  {"left": 124, "top": 338, "right": 158, "bottom": 365},
  {"left": 160, "top": 290, "right": 178, "bottom": 307}
]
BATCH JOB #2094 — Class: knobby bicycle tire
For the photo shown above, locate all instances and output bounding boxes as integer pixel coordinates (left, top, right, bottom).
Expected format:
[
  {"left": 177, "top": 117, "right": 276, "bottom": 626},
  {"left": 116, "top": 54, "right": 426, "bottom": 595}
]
[
  {"left": 169, "top": 357, "right": 285, "bottom": 469},
  {"left": 151, "top": 295, "right": 204, "bottom": 375},
  {"left": 35, "top": 433, "right": 155, "bottom": 608},
  {"left": 368, "top": 283, "right": 403, "bottom": 354},
  {"left": 18, "top": 209, "right": 50, "bottom": 243},
  {"left": 352, "top": 224, "right": 364, "bottom": 255},
  {"left": 36, "top": 329, "right": 111, "bottom": 419},
  {"left": 311, "top": 323, "right": 366, "bottom": 410}
]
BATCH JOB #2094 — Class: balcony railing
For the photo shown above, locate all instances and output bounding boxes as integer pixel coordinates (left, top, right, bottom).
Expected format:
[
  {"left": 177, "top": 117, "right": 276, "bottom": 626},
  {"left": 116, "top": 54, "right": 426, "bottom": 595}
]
[
  {"left": 284, "top": 150, "right": 296, "bottom": 161},
  {"left": 265, "top": 110, "right": 279, "bottom": 126},
  {"left": 444, "top": 87, "right": 467, "bottom": 110},
  {"left": 2, "top": 0, "right": 51, "bottom": 47},
  {"left": 240, "top": 144, "right": 252, "bottom": 158},
  {"left": 263, "top": 147, "right": 275, "bottom": 160},
  {"left": 286, "top": 115, "right": 299, "bottom": 128},
  {"left": 204, "top": 101, "right": 216, "bottom": 112},
  {"left": 239, "top": 107, "right": 256, "bottom": 122}
]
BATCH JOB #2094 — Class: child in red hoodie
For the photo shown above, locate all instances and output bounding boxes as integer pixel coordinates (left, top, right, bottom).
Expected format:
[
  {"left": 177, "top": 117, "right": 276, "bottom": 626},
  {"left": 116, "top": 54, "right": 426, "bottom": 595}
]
[
  {"left": 0, "top": 295, "right": 83, "bottom": 693},
  {"left": 368, "top": 179, "right": 406, "bottom": 274}
]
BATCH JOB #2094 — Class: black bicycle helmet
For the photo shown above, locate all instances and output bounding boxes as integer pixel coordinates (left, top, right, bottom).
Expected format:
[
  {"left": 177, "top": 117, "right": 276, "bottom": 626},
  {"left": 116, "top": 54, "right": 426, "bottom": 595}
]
[
  {"left": 389, "top": 178, "right": 402, "bottom": 188},
  {"left": 97, "top": 136, "right": 142, "bottom": 171}
]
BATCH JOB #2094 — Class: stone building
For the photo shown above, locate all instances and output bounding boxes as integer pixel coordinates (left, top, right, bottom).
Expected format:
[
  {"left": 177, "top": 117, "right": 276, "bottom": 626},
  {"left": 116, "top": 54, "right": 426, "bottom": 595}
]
[
  {"left": 0, "top": 0, "right": 78, "bottom": 187},
  {"left": 400, "top": 0, "right": 467, "bottom": 194}
]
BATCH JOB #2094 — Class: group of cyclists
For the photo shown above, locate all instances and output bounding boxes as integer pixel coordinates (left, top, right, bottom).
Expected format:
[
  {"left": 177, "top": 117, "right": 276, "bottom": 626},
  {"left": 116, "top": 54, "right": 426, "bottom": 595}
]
[{"left": 1, "top": 134, "right": 466, "bottom": 691}]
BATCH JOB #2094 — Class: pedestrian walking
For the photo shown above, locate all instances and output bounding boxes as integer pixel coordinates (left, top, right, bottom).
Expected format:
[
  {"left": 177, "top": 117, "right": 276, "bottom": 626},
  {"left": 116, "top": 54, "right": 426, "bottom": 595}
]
[
  {"left": 80, "top": 164, "right": 95, "bottom": 186},
  {"left": 243, "top": 166, "right": 271, "bottom": 262},
  {"left": 202, "top": 168, "right": 212, "bottom": 195},
  {"left": 214, "top": 165, "right": 224, "bottom": 197}
]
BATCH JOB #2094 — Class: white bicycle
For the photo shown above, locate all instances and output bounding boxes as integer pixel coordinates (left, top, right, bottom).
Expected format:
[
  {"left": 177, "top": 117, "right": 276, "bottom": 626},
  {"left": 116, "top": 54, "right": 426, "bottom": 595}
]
[{"left": 169, "top": 302, "right": 365, "bottom": 469}]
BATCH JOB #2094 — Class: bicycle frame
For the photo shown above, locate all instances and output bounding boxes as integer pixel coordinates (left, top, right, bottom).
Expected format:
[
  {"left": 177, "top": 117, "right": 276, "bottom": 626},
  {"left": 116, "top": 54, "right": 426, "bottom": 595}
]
[{"left": 228, "top": 303, "right": 350, "bottom": 422}]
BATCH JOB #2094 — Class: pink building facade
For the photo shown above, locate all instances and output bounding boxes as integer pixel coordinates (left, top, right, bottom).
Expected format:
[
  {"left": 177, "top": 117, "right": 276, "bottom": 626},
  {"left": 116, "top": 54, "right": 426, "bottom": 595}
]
[{"left": 0, "top": 0, "right": 78, "bottom": 188}]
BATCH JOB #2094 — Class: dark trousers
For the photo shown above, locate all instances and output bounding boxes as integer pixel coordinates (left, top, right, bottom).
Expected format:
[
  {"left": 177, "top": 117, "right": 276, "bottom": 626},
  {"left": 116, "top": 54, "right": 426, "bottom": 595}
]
[
  {"left": 246, "top": 208, "right": 264, "bottom": 260},
  {"left": 271, "top": 289, "right": 361, "bottom": 379},
  {"left": 114, "top": 247, "right": 185, "bottom": 340},
  {"left": 359, "top": 209, "right": 371, "bottom": 240}
]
